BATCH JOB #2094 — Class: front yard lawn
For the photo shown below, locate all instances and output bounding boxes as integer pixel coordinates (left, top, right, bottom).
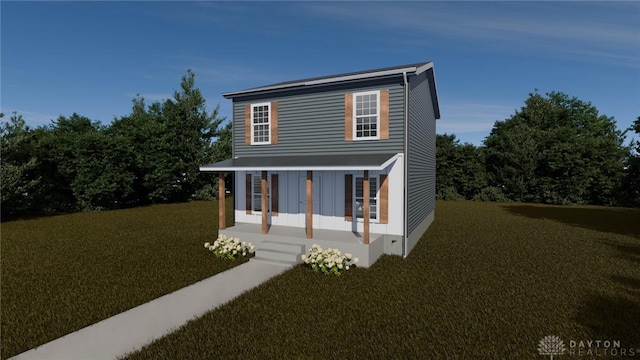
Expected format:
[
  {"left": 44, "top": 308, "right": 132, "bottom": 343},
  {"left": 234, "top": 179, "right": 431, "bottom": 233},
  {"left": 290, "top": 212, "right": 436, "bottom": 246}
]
[
  {"left": 125, "top": 201, "right": 640, "bottom": 359},
  {"left": 1, "top": 199, "right": 238, "bottom": 359}
]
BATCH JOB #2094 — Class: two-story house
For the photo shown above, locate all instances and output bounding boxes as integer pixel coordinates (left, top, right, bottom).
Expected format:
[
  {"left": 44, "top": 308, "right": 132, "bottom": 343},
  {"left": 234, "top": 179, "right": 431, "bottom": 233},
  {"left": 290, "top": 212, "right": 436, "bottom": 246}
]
[{"left": 200, "top": 62, "right": 440, "bottom": 267}]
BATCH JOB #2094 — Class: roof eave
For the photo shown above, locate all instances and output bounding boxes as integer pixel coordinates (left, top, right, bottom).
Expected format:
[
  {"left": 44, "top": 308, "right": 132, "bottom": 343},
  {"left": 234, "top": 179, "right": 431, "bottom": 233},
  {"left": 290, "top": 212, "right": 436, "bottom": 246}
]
[
  {"left": 222, "top": 64, "right": 429, "bottom": 99},
  {"left": 199, "top": 153, "right": 401, "bottom": 172}
]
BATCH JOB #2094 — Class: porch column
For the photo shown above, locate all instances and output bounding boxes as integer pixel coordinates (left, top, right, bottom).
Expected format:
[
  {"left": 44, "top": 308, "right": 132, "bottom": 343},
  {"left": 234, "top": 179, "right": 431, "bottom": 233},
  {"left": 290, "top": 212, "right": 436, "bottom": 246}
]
[
  {"left": 218, "top": 172, "right": 226, "bottom": 230},
  {"left": 306, "top": 170, "right": 313, "bottom": 239},
  {"left": 262, "top": 171, "right": 268, "bottom": 234},
  {"left": 363, "top": 170, "right": 370, "bottom": 244}
]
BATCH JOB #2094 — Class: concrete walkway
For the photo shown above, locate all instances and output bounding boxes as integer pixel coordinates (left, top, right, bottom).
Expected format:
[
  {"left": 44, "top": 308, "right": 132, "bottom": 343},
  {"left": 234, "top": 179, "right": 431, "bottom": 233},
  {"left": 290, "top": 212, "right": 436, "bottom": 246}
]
[{"left": 10, "top": 260, "right": 292, "bottom": 360}]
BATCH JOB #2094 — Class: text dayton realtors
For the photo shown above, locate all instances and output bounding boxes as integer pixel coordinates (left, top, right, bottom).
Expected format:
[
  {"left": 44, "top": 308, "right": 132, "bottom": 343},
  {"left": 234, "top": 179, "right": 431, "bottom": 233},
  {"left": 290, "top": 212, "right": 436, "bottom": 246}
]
[{"left": 568, "top": 339, "right": 637, "bottom": 357}]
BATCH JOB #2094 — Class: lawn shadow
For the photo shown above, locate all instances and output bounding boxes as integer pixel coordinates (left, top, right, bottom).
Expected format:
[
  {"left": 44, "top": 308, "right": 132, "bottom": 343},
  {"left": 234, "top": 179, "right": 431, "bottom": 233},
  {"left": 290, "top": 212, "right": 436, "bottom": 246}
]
[
  {"left": 574, "top": 292, "right": 640, "bottom": 349},
  {"left": 601, "top": 239, "right": 640, "bottom": 265},
  {"left": 501, "top": 205, "right": 640, "bottom": 239},
  {"left": 611, "top": 275, "right": 640, "bottom": 292}
]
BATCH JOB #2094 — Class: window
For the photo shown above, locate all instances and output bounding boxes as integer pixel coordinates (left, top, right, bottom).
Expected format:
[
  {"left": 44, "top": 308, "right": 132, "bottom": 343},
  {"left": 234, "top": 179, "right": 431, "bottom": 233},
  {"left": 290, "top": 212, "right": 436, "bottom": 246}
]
[
  {"left": 252, "top": 103, "right": 271, "bottom": 145},
  {"left": 355, "top": 176, "right": 378, "bottom": 220},
  {"left": 354, "top": 91, "right": 380, "bottom": 140},
  {"left": 252, "top": 175, "right": 270, "bottom": 212}
]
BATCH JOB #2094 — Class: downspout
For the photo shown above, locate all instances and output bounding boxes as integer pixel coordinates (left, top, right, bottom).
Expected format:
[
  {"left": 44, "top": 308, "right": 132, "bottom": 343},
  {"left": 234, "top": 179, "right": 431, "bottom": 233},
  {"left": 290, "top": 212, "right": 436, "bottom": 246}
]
[{"left": 402, "top": 71, "right": 409, "bottom": 258}]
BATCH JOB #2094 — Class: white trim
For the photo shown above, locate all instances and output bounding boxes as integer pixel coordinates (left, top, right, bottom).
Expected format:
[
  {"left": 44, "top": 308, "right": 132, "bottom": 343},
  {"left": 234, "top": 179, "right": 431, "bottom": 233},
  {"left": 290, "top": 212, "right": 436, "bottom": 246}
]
[
  {"left": 199, "top": 153, "right": 402, "bottom": 172},
  {"left": 250, "top": 102, "right": 271, "bottom": 145},
  {"left": 352, "top": 90, "right": 380, "bottom": 141},
  {"left": 402, "top": 71, "right": 409, "bottom": 257},
  {"left": 415, "top": 62, "right": 434, "bottom": 75},
  {"left": 304, "top": 67, "right": 417, "bottom": 86},
  {"left": 222, "top": 65, "right": 424, "bottom": 97}
]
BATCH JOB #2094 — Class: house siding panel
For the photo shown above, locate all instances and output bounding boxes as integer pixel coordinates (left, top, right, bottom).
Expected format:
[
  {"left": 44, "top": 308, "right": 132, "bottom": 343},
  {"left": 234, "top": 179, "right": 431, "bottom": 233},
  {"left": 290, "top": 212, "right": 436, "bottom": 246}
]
[
  {"left": 232, "top": 78, "right": 405, "bottom": 157},
  {"left": 406, "top": 70, "right": 436, "bottom": 252}
]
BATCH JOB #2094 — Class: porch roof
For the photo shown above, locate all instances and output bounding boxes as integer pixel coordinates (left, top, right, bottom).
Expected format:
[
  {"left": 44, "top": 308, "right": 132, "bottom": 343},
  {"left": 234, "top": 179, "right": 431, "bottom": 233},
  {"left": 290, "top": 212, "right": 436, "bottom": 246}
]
[{"left": 200, "top": 153, "right": 400, "bottom": 172}]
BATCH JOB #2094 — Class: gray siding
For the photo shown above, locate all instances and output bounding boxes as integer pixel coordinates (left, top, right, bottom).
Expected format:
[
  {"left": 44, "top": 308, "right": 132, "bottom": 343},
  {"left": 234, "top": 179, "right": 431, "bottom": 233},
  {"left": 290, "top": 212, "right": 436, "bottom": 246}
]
[
  {"left": 406, "top": 70, "right": 437, "bottom": 238},
  {"left": 232, "top": 77, "right": 405, "bottom": 157}
]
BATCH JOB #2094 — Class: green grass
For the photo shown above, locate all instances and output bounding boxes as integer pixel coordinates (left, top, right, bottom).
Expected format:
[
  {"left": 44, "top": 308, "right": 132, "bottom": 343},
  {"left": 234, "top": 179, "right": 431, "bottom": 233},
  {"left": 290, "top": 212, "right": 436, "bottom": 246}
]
[
  {"left": 1, "top": 198, "right": 240, "bottom": 359},
  {"left": 125, "top": 201, "right": 640, "bottom": 359}
]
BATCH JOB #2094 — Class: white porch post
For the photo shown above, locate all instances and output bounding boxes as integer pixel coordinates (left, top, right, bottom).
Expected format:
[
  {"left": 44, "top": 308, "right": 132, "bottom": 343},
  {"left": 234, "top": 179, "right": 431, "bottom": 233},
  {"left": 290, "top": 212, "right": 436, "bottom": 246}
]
[
  {"left": 306, "top": 170, "right": 313, "bottom": 239},
  {"left": 261, "top": 171, "right": 268, "bottom": 234},
  {"left": 218, "top": 172, "right": 226, "bottom": 230},
  {"left": 363, "top": 170, "right": 370, "bottom": 244}
]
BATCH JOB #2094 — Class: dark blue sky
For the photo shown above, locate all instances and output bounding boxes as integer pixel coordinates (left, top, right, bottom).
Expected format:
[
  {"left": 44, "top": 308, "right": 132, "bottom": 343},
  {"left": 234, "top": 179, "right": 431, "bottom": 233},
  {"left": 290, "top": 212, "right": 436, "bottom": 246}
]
[{"left": 3, "top": 1, "right": 639, "bottom": 145}]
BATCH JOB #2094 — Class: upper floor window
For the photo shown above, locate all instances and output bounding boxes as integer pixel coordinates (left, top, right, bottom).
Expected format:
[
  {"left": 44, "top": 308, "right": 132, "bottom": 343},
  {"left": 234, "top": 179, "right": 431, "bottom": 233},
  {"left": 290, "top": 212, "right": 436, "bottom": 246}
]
[
  {"left": 353, "top": 90, "right": 380, "bottom": 140},
  {"left": 252, "top": 103, "right": 271, "bottom": 145}
]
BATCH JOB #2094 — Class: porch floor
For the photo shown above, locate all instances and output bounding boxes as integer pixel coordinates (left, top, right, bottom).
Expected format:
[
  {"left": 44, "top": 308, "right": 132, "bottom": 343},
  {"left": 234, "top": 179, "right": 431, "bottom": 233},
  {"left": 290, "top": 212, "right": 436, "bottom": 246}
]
[
  {"left": 219, "top": 223, "right": 386, "bottom": 267},
  {"left": 222, "top": 223, "right": 382, "bottom": 245}
]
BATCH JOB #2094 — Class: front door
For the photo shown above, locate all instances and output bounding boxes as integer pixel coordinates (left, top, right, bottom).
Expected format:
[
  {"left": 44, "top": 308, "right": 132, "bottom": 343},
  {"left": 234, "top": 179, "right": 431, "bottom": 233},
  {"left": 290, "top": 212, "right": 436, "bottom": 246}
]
[{"left": 299, "top": 175, "right": 321, "bottom": 228}]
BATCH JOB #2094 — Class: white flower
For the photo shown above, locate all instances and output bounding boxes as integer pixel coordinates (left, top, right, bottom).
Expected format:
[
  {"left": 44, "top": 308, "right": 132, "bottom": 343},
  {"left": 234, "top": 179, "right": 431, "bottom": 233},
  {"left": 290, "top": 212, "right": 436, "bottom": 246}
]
[
  {"left": 242, "top": 241, "right": 247, "bottom": 247},
  {"left": 345, "top": 253, "right": 352, "bottom": 259},
  {"left": 249, "top": 245, "right": 255, "bottom": 250},
  {"left": 353, "top": 257, "right": 359, "bottom": 264},
  {"left": 302, "top": 255, "right": 307, "bottom": 260},
  {"left": 346, "top": 265, "right": 350, "bottom": 270},
  {"left": 233, "top": 250, "right": 237, "bottom": 255},
  {"left": 209, "top": 245, "right": 215, "bottom": 251},
  {"left": 204, "top": 242, "right": 210, "bottom": 248},
  {"left": 337, "top": 263, "right": 343, "bottom": 269}
]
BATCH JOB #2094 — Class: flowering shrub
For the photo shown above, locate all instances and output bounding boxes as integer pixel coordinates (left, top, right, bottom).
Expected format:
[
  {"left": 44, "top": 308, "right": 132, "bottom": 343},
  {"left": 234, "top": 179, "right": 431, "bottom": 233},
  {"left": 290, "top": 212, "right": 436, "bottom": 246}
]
[
  {"left": 205, "top": 235, "right": 255, "bottom": 260},
  {"left": 301, "top": 244, "right": 359, "bottom": 276}
]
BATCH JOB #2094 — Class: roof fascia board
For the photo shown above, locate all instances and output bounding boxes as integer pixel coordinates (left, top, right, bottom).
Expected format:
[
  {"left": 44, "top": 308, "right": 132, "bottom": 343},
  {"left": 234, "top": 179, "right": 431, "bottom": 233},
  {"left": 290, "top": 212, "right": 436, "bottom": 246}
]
[
  {"left": 201, "top": 165, "right": 386, "bottom": 172},
  {"left": 302, "top": 67, "right": 417, "bottom": 87},
  {"left": 199, "top": 154, "right": 402, "bottom": 172},
  {"left": 222, "top": 67, "right": 420, "bottom": 98},
  {"left": 415, "top": 62, "right": 434, "bottom": 76}
]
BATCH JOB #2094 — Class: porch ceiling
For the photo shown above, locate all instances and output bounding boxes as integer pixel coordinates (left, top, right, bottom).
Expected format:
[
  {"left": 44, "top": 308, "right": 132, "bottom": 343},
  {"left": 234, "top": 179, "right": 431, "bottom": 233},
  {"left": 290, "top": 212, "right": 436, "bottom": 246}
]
[{"left": 200, "top": 153, "right": 400, "bottom": 172}]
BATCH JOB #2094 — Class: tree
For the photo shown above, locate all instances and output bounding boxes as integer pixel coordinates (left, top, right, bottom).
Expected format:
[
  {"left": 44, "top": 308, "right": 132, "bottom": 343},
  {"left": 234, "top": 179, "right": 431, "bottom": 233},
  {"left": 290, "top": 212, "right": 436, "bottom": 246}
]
[
  {"left": 195, "top": 121, "right": 233, "bottom": 200},
  {"left": 160, "top": 70, "right": 226, "bottom": 202},
  {"left": 111, "top": 70, "right": 228, "bottom": 204},
  {"left": 484, "top": 91, "right": 627, "bottom": 205},
  {"left": 3, "top": 70, "right": 229, "bottom": 216},
  {"left": 110, "top": 96, "right": 173, "bottom": 204},
  {"left": 436, "top": 134, "right": 487, "bottom": 200},
  {"left": 0, "top": 112, "right": 41, "bottom": 216},
  {"left": 32, "top": 113, "right": 137, "bottom": 211},
  {"left": 620, "top": 116, "right": 640, "bottom": 206}
]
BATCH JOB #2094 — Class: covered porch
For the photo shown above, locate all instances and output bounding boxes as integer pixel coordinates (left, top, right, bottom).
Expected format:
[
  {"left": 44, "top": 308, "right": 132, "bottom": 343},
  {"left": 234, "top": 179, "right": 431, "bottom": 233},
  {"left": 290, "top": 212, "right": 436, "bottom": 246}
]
[{"left": 200, "top": 153, "right": 402, "bottom": 268}]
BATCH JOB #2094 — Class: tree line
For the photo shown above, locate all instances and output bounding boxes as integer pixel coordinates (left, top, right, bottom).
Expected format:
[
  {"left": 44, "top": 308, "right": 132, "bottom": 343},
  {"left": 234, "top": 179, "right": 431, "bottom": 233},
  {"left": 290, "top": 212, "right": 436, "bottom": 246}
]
[
  {"left": 1, "top": 70, "right": 231, "bottom": 218},
  {"left": 437, "top": 91, "right": 640, "bottom": 207},
  {"left": 2, "top": 80, "right": 639, "bottom": 219}
]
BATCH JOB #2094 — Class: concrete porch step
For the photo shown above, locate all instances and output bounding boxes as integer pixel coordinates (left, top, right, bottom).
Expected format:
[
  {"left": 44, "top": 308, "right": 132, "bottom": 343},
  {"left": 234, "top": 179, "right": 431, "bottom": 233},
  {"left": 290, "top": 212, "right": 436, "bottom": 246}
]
[
  {"left": 252, "top": 241, "right": 305, "bottom": 266},
  {"left": 254, "top": 249, "right": 301, "bottom": 264},
  {"left": 258, "top": 241, "right": 305, "bottom": 254},
  {"left": 250, "top": 256, "right": 299, "bottom": 267}
]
